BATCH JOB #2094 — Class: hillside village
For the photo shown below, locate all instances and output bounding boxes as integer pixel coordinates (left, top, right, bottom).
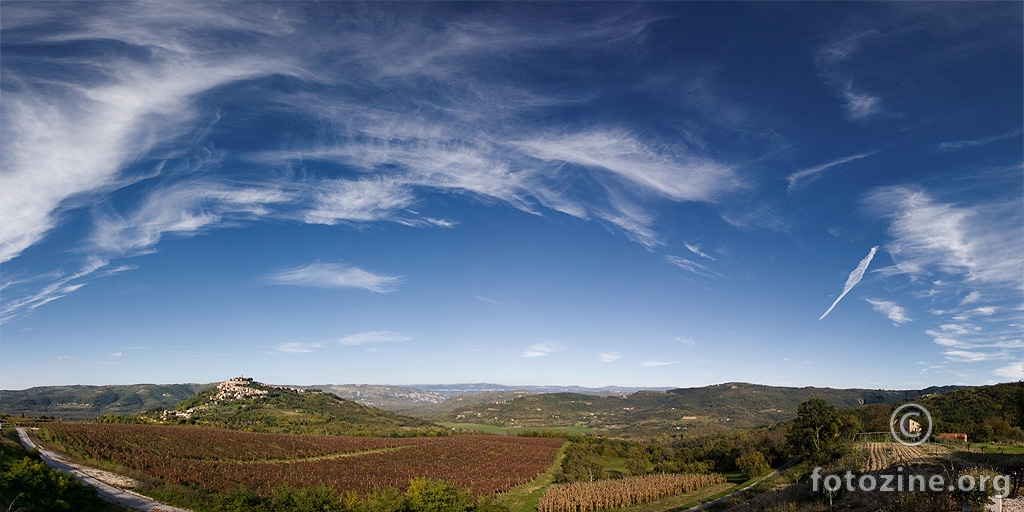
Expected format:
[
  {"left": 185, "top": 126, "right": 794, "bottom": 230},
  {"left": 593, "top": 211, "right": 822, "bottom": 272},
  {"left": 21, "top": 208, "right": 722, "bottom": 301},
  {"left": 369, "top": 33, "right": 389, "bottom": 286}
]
[{"left": 162, "top": 376, "right": 320, "bottom": 420}]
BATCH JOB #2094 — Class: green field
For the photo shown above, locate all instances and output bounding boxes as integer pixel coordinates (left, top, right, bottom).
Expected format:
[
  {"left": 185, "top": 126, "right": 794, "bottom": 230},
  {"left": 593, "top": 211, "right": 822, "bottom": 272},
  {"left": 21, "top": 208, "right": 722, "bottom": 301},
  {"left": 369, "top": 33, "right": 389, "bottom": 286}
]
[
  {"left": 437, "top": 422, "right": 593, "bottom": 435},
  {"left": 965, "top": 442, "right": 1024, "bottom": 455}
]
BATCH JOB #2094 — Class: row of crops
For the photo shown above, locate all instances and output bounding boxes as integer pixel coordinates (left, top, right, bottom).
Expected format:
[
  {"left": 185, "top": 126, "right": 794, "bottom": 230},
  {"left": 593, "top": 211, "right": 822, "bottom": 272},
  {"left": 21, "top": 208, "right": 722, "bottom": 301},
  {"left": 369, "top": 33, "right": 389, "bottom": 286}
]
[{"left": 37, "top": 423, "right": 564, "bottom": 495}]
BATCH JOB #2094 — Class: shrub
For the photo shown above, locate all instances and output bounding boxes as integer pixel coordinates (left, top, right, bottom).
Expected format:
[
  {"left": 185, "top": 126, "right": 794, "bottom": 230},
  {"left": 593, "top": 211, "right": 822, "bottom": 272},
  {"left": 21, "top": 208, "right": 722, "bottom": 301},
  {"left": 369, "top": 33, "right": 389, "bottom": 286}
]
[{"left": 405, "top": 478, "right": 475, "bottom": 512}]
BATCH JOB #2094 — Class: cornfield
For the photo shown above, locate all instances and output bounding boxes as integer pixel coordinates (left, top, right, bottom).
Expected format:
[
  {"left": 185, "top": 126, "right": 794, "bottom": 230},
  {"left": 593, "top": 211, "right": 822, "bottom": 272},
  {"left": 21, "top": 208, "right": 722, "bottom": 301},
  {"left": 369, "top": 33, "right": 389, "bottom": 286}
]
[{"left": 538, "top": 473, "right": 727, "bottom": 512}]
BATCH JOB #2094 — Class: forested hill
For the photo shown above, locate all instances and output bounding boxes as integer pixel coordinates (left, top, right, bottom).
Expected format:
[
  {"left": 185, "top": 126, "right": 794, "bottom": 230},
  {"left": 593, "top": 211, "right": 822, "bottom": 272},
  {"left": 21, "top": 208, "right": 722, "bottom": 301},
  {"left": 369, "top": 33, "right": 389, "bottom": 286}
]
[
  {"left": 847, "top": 381, "right": 1024, "bottom": 441},
  {"left": 0, "top": 383, "right": 211, "bottom": 420},
  {"left": 435, "top": 382, "right": 965, "bottom": 431}
]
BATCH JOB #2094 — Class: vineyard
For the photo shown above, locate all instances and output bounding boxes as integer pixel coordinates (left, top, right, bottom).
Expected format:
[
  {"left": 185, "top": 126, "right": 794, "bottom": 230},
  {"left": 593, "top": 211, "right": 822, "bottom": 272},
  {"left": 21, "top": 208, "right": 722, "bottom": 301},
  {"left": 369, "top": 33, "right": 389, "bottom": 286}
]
[
  {"left": 860, "top": 442, "right": 949, "bottom": 472},
  {"left": 35, "top": 423, "right": 565, "bottom": 495},
  {"left": 537, "top": 473, "right": 727, "bottom": 512}
]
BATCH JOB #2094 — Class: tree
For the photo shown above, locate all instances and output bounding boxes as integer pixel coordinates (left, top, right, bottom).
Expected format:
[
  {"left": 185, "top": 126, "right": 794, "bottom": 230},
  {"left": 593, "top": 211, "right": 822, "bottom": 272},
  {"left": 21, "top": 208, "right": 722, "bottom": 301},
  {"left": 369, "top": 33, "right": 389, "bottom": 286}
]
[
  {"left": 735, "top": 451, "right": 769, "bottom": 479},
  {"left": 557, "top": 450, "right": 605, "bottom": 482},
  {"left": 405, "top": 478, "right": 475, "bottom": 512},
  {"left": 787, "top": 398, "right": 844, "bottom": 463},
  {"left": 624, "top": 446, "right": 650, "bottom": 476}
]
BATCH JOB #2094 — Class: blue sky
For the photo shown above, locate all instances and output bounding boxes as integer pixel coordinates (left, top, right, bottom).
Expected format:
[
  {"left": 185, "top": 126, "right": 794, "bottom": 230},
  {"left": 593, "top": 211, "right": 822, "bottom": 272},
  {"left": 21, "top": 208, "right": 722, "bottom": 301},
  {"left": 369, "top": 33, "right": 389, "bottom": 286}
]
[{"left": 1, "top": 2, "right": 1021, "bottom": 390}]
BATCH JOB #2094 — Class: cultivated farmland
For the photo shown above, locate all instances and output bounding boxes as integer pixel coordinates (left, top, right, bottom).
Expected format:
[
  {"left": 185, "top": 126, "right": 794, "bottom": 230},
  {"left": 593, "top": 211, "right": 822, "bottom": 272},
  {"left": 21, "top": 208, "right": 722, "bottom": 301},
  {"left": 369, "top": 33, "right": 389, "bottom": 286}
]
[
  {"left": 34, "top": 423, "right": 565, "bottom": 495},
  {"left": 537, "top": 473, "right": 728, "bottom": 512},
  {"left": 860, "top": 442, "right": 948, "bottom": 472}
]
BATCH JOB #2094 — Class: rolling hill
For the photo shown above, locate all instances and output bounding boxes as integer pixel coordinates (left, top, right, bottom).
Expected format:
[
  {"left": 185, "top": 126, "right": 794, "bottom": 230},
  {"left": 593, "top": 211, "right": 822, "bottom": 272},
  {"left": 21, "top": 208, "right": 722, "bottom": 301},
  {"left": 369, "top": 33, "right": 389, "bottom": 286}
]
[
  {"left": 2, "top": 379, "right": 966, "bottom": 436},
  {"left": 0, "top": 383, "right": 211, "bottom": 420},
  {"left": 433, "top": 382, "right": 965, "bottom": 434},
  {"left": 159, "top": 377, "right": 439, "bottom": 436}
]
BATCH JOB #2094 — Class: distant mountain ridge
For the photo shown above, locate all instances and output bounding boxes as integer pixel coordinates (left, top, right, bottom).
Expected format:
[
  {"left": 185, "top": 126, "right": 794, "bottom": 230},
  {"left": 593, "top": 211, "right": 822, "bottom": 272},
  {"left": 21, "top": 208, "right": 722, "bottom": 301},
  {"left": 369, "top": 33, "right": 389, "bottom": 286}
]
[
  {"left": 2, "top": 380, "right": 964, "bottom": 426},
  {"left": 306, "top": 383, "right": 671, "bottom": 412},
  {"left": 406, "top": 383, "right": 673, "bottom": 397}
]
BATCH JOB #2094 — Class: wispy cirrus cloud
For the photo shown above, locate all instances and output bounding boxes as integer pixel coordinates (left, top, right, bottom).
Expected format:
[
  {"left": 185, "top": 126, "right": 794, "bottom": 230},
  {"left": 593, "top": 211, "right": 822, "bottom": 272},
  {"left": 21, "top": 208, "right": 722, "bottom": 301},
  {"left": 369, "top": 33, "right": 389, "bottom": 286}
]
[
  {"left": 866, "top": 298, "right": 911, "bottom": 325},
  {"left": 266, "top": 262, "right": 402, "bottom": 293},
  {"left": 305, "top": 178, "right": 415, "bottom": 225},
  {"left": 665, "top": 255, "right": 722, "bottom": 279},
  {"left": 338, "top": 331, "right": 412, "bottom": 346},
  {"left": 865, "top": 184, "right": 1023, "bottom": 367},
  {"left": 819, "top": 246, "right": 878, "bottom": 320},
  {"left": 675, "top": 336, "right": 696, "bottom": 347},
  {"left": 2, "top": 4, "right": 758, "bottom": 322},
  {"left": 938, "top": 128, "right": 1023, "bottom": 151},
  {"left": 522, "top": 342, "right": 562, "bottom": 358},
  {"left": 864, "top": 185, "right": 1022, "bottom": 286},
  {"left": 0, "top": 257, "right": 132, "bottom": 324},
  {"left": 815, "top": 32, "right": 882, "bottom": 120},
  {"left": 274, "top": 342, "right": 326, "bottom": 354},
  {"left": 0, "top": 3, "right": 299, "bottom": 265},
  {"left": 786, "top": 152, "right": 874, "bottom": 191},
  {"left": 93, "top": 181, "right": 294, "bottom": 255},
  {"left": 641, "top": 360, "right": 676, "bottom": 367},
  {"left": 512, "top": 130, "right": 742, "bottom": 204},
  {"left": 597, "top": 352, "right": 622, "bottom": 362},
  {"left": 684, "top": 243, "right": 715, "bottom": 261}
]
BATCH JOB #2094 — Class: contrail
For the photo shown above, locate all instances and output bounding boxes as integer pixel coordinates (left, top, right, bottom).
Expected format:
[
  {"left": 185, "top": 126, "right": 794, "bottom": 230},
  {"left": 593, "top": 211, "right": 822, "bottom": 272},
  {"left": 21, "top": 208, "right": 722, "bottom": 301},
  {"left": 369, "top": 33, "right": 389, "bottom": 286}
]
[{"left": 819, "top": 246, "right": 878, "bottom": 320}]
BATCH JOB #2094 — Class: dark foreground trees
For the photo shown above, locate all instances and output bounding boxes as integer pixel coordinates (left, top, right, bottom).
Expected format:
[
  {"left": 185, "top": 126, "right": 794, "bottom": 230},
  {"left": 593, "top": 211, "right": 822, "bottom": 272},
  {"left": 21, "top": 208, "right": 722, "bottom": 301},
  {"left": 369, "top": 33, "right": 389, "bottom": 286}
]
[
  {"left": 212, "top": 479, "right": 499, "bottom": 512},
  {"left": 787, "top": 398, "right": 847, "bottom": 464}
]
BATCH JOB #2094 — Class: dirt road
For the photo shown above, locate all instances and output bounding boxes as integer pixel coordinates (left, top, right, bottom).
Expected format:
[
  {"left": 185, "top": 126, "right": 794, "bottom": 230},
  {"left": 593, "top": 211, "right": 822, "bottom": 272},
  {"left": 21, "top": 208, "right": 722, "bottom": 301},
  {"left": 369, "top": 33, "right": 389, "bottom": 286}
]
[{"left": 16, "top": 427, "right": 191, "bottom": 512}]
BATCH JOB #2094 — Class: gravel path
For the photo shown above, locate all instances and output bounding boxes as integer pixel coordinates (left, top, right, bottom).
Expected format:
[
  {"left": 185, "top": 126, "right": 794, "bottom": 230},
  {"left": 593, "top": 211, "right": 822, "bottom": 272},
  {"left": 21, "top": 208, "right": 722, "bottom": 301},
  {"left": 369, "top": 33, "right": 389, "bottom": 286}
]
[
  {"left": 1004, "top": 497, "right": 1023, "bottom": 512},
  {"left": 16, "top": 428, "right": 192, "bottom": 512}
]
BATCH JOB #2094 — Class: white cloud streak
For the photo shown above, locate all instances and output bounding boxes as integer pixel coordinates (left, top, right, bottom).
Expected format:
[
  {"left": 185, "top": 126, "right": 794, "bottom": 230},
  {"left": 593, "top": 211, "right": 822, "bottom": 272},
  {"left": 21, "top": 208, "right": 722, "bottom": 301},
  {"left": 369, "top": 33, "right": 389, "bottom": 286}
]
[
  {"left": 866, "top": 298, "right": 911, "bottom": 325},
  {"left": 305, "top": 179, "right": 415, "bottom": 225},
  {"left": 864, "top": 185, "right": 1023, "bottom": 286},
  {"left": 938, "top": 128, "right": 1023, "bottom": 151},
  {"left": 266, "top": 262, "right": 402, "bottom": 293},
  {"left": 786, "top": 152, "right": 873, "bottom": 191},
  {"left": 0, "top": 4, "right": 297, "bottom": 264},
  {"left": 1, "top": 4, "right": 750, "bottom": 320},
  {"left": 684, "top": 243, "right": 715, "bottom": 261},
  {"left": 864, "top": 185, "right": 1023, "bottom": 367},
  {"left": 641, "top": 360, "right": 676, "bottom": 367},
  {"left": 597, "top": 352, "right": 622, "bottom": 362},
  {"left": 512, "top": 131, "right": 742, "bottom": 204},
  {"left": 338, "top": 331, "right": 412, "bottom": 346},
  {"left": 815, "top": 32, "right": 882, "bottom": 120},
  {"left": 92, "top": 182, "right": 294, "bottom": 255},
  {"left": 665, "top": 255, "right": 722, "bottom": 279},
  {"left": 819, "top": 246, "right": 878, "bottom": 320},
  {"left": 522, "top": 342, "right": 562, "bottom": 358},
  {"left": 274, "top": 342, "right": 326, "bottom": 354}
]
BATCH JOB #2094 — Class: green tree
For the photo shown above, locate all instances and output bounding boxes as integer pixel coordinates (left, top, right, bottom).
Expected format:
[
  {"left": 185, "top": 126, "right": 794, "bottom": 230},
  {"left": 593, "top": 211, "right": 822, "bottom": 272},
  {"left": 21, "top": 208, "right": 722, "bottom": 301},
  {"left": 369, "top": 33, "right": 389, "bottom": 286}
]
[
  {"left": 404, "top": 478, "right": 474, "bottom": 512},
  {"left": 787, "top": 398, "right": 844, "bottom": 463},
  {"left": 269, "top": 485, "right": 342, "bottom": 512},
  {"left": 356, "top": 486, "right": 408, "bottom": 512},
  {"left": 624, "top": 446, "right": 650, "bottom": 476},
  {"left": 735, "top": 451, "right": 769, "bottom": 479},
  {"left": 557, "top": 450, "right": 605, "bottom": 482}
]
